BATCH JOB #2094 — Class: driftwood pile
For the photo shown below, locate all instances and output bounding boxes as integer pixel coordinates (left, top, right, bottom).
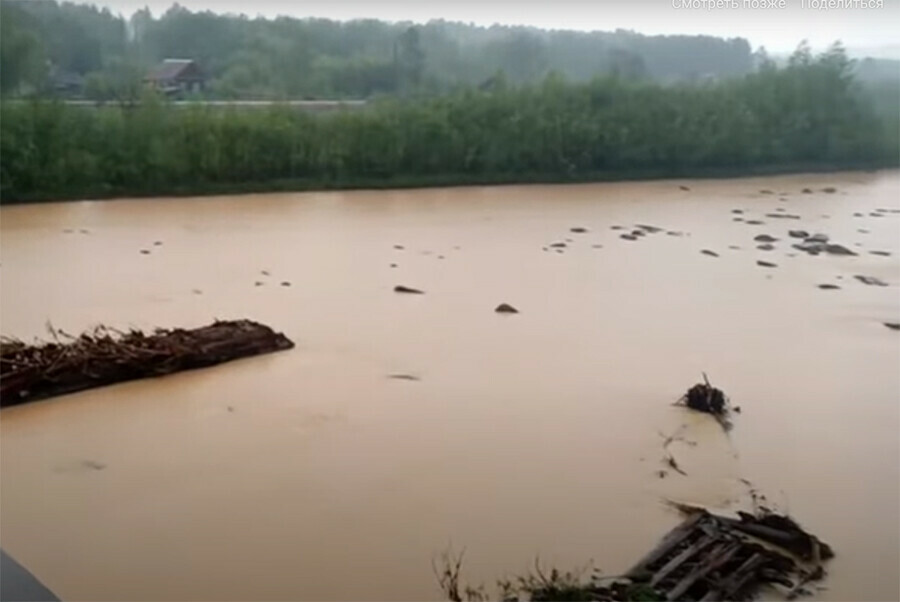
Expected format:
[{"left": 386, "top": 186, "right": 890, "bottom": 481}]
[
  {"left": 612, "top": 505, "right": 832, "bottom": 601},
  {"left": 1, "top": 320, "right": 294, "bottom": 406}
]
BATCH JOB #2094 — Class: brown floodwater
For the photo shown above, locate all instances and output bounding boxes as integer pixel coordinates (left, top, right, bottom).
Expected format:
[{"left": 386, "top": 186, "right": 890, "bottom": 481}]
[{"left": 1, "top": 172, "right": 898, "bottom": 601}]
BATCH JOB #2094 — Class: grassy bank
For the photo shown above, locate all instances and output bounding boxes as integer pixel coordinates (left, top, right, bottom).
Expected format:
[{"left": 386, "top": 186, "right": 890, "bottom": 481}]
[{"left": 2, "top": 46, "right": 897, "bottom": 204}]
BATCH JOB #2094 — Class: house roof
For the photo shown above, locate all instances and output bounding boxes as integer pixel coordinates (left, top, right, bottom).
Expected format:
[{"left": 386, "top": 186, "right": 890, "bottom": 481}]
[{"left": 146, "top": 59, "right": 202, "bottom": 82}]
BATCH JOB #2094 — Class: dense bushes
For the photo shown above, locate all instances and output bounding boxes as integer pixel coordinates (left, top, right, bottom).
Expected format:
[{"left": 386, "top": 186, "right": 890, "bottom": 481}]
[{"left": 1, "top": 45, "right": 896, "bottom": 203}]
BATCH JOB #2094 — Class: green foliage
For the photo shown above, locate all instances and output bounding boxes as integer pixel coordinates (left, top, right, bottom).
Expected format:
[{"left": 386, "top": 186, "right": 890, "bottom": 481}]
[
  {"left": 1, "top": 45, "right": 896, "bottom": 203},
  {"left": 1, "top": 0, "right": 759, "bottom": 100}
]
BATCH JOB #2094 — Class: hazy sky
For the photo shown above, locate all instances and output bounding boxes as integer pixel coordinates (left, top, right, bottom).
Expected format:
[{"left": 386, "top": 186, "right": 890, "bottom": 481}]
[{"left": 79, "top": 0, "right": 900, "bottom": 56}]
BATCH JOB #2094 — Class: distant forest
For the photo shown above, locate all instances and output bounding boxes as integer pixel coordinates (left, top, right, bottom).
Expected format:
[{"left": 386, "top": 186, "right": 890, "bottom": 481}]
[{"left": 0, "top": 0, "right": 768, "bottom": 99}]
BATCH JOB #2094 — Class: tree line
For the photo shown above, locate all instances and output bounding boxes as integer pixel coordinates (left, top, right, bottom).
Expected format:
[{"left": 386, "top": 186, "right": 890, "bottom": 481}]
[
  {"left": 1, "top": 0, "right": 759, "bottom": 100},
  {"left": 1, "top": 43, "right": 896, "bottom": 203}
]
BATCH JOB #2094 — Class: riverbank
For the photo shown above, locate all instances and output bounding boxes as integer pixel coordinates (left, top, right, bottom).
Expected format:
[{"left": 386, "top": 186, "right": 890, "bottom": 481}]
[
  {"left": 2, "top": 46, "right": 897, "bottom": 204},
  {"left": 2, "top": 160, "right": 897, "bottom": 205}
]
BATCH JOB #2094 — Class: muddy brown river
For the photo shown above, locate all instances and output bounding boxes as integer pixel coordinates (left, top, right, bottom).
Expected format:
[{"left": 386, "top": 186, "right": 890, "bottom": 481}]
[{"left": 1, "top": 172, "right": 898, "bottom": 601}]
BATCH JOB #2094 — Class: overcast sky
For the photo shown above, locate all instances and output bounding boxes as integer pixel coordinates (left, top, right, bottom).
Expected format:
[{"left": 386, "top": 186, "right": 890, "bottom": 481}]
[{"left": 79, "top": 0, "right": 900, "bottom": 57}]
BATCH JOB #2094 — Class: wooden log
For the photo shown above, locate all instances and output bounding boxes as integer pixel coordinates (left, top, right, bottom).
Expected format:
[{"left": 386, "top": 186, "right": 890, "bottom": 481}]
[
  {"left": 626, "top": 512, "right": 707, "bottom": 577},
  {"left": 666, "top": 541, "right": 741, "bottom": 601},
  {"left": 650, "top": 533, "right": 718, "bottom": 587},
  {"left": 1, "top": 320, "right": 294, "bottom": 406}
]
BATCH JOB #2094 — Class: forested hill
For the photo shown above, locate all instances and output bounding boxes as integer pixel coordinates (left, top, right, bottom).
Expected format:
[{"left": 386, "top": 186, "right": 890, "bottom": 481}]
[{"left": 2, "top": 0, "right": 755, "bottom": 99}]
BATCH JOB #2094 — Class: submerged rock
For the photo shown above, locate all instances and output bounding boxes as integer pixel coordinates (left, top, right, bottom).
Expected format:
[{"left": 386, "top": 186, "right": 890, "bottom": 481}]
[{"left": 495, "top": 303, "right": 519, "bottom": 314}]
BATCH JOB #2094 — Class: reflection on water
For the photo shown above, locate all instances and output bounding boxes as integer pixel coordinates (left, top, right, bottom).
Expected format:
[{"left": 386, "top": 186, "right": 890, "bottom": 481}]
[{"left": 1, "top": 172, "right": 898, "bottom": 601}]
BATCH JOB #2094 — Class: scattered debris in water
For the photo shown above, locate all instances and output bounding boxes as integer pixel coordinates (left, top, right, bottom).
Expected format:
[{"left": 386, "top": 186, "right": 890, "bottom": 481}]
[
  {"left": 731, "top": 209, "right": 744, "bottom": 214},
  {"left": 495, "top": 303, "right": 519, "bottom": 314},
  {"left": 0, "top": 320, "right": 294, "bottom": 406},
  {"left": 394, "top": 285, "right": 425, "bottom": 294},
  {"left": 550, "top": 242, "right": 567, "bottom": 248},
  {"left": 192, "top": 289, "right": 203, "bottom": 295},
  {"left": 570, "top": 227, "right": 589, "bottom": 233},
  {"left": 870, "top": 250, "right": 891, "bottom": 256},
  {"left": 675, "top": 373, "right": 730, "bottom": 426},
  {"left": 884, "top": 323, "right": 900, "bottom": 331},
  {"left": 280, "top": 281, "right": 291, "bottom": 287},
  {"left": 261, "top": 270, "right": 270, "bottom": 276},
  {"left": 817, "top": 284, "right": 840, "bottom": 290},
  {"left": 788, "top": 230, "right": 809, "bottom": 239},
  {"left": 757, "top": 244, "right": 775, "bottom": 251},
  {"left": 139, "top": 249, "right": 150, "bottom": 254},
  {"left": 636, "top": 224, "right": 664, "bottom": 233},
  {"left": 388, "top": 374, "right": 421, "bottom": 381},
  {"left": 822, "top": 187, "right": 837, "bottom": 193},
  {"left": 620, "top": 234, "right": 638, "bottom": 241},
  {"left": 759, "top": 189, "right": 774, "bottom": 194},
  {"left": 754, "top": 234, "right": 778, "bottom": 243},
  {"left": 153, "top": 241, "right": 163, "bottom": 246},
  {"left": 854, "top": 275, "right": 888, "bottom": 287},
  {"left": 679, "top": 185, "right": 690, "bottom": 191},
  {"left": 801, "top": 188, "right": 813, "bottom": 193},
  {"left": 394, "top": 245, "right": 405, "bottom": 250},
  {"left": 745, "top": 220, "right": 765, "bottom": 225},
  {"left": 765, "top": 213, "right": 801, "bottom": 219},
  {"left": 700, "top": 249, "right": 719, "bottom": 257},
  {"left": 757, "top": 260, "right": 778, "bottom": 268}
]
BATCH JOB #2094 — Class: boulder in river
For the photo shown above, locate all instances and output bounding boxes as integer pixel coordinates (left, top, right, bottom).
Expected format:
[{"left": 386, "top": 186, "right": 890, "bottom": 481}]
[
  {"left": 495, "top": 303, "right": 519, "bottom": 314},
  {"left": 788, "top": 230, "right": 809, "bottom": 239},
  {"left": 754, "top": 234, "right": 778, "bottom": 243},
  {"left": 394, "top": 285, "right": 424, "bottom": 294}
]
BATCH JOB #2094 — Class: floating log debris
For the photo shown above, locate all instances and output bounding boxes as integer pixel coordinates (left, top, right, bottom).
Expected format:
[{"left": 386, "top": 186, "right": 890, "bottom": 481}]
[
  {"left": 0, "top": 320, "right": 294, "bottom": 407},
  {"left": 675, "top": 374, "right": 731, "bottom": 429}
]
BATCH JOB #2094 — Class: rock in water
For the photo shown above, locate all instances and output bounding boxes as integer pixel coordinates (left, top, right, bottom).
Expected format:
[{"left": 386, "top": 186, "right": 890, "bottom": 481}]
[
  {"left": 620, "top": 234, "right": 638, "bottom": 241},
  {"left": 818, "top": 284, "right": 841, "bottom": 290},
  {"left": 754, "top": 234, "right": 778, "bottom": 243},
  {"left": 570, "top": 227, "right": 588, "bottom": 233},
  {"left": 394, "top": 285, "right": 424, "bottom": 294},
  {"left": 701, "top": 249, "right": 719, "bottom": 257},
  {"left": 788, "top": 230, "right": 809, "bottom": 239},
  {"left": 885, "top": 322, "right": 900, "bottom": 330},
  {"left": 495, "top": 303, "right": 519, "bottom": 314},
  {"left": 757, "top": 244, "right": 775, "bottom": 251},
  {"left": 757, "top": 260, "right": 778, "bottom": 268}
]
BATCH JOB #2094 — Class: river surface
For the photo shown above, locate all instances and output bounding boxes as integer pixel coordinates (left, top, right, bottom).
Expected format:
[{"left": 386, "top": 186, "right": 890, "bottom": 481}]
[{"left": 1, "top": 172, "right": 898, "bottom": 601}]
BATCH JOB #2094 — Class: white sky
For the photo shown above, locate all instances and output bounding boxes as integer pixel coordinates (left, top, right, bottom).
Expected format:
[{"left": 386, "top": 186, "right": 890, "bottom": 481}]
[{"left": 80, "top": 0, "right": 900, "bottom": 57}]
